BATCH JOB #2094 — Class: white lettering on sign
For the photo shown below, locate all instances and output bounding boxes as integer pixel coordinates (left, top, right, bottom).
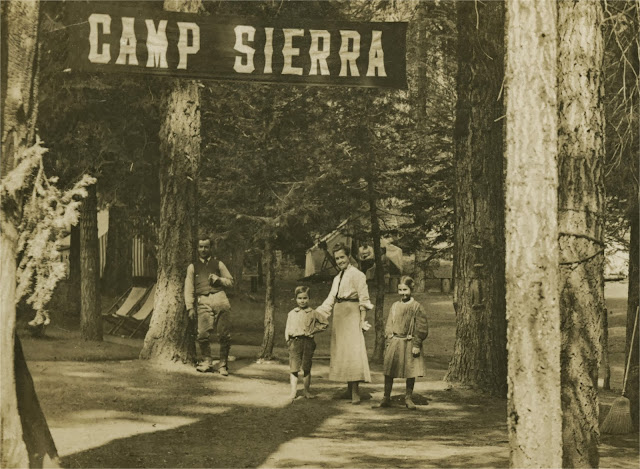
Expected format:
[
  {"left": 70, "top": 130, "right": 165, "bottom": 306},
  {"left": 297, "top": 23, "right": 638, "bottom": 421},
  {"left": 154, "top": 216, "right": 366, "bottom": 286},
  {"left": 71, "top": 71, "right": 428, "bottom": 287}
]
[
  {"left": 116, "top": 17, "right": 138, "bottom": 65},
  {"left": 282, "top": 28, "right": 304, "bottom": 75},
  {"left": 339, "top": 30, "right": 360, "bottom": 77},
  {"left": 88, "top": 13, "right": 111, "bottom": 64},
  {"left": 234, "top": 25, "right": 256, "bottom": 73},
  {"left": 177, "top": 22, "right": 200, "bottom": 70},
  {"left": 145, "top": 19, "right": 168, "bottom": 68},
  {"left": 264, "top": 27, "right": 274, "bottom": 74},
  {"left": 83, "top": 16, "right": 394, "bottom": 80},
  {"left": 309, "top": 30, "right": 330, "bottom": 76},
  {"left": 366, "top": 31, "right": 386, "bottom": 77}
]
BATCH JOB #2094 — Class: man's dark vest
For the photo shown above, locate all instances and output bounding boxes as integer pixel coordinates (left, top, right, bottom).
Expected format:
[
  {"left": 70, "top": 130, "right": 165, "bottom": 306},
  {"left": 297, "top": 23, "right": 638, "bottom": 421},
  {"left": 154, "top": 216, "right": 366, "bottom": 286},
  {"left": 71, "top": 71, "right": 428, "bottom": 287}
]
[{"left": 194, "top": 258, "right": 223, "bottom": 296}]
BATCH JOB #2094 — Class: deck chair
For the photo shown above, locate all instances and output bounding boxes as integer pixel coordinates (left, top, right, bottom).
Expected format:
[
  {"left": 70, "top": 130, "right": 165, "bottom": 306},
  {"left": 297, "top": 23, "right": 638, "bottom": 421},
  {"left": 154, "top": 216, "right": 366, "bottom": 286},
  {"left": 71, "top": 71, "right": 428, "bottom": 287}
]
[
  {"left": 111, "top": 284, "right": 156, "bottom": 338},
  {"left": 105, "top": 285, "right": 150, "bottom": 335}
]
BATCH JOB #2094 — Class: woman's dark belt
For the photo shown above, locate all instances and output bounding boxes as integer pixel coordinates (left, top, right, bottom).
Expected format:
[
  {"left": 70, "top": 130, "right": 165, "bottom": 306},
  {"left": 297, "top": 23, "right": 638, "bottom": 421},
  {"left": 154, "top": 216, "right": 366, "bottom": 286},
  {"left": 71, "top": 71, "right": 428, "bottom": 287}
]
[
  {"left": 335, "top": 297, "right": 359, "bottom": 303},
  {"left": 392, "top": 333, "right": 413, "bottom": 340}
]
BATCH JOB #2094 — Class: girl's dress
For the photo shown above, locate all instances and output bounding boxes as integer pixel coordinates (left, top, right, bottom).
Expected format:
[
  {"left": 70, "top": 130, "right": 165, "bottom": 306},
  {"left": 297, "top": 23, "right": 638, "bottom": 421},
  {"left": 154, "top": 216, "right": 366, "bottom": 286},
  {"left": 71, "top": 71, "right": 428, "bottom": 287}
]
[
  {"left": 383, "top": 298, "right": 429, "bottom": 378},
  {"left": 317, "top": 264, "right": 373, "bottom": 382}
]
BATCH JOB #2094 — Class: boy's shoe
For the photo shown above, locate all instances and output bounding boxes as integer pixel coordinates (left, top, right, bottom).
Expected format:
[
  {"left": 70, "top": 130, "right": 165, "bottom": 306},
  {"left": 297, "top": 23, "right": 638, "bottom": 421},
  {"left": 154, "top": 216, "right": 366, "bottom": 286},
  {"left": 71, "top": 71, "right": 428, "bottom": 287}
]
[
  {"left": 196, "top": 359, "right": 214, "bottom": 373},
  {"left": 43, "top": 317, "right": 51, "bottom": 326},
  {"left": 405, "top": 395, "right": 416, "bottom": 410},
  {"left": 218, "top": 365, "right": 229, "bottom": 376},
  {"left": 372, "top": 397, "right": 392, "bottom": 408}
]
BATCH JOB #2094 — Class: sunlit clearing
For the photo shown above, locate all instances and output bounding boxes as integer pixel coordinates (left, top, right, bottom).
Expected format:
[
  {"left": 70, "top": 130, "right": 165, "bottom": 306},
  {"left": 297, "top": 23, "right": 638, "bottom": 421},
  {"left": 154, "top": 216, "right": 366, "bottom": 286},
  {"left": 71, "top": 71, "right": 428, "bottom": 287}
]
[
  {"left": 260, "top": 436, "right": 508, "bottom": 468},
  {"left": 62, "top": 371, "right": 111, "bottom": 379},
  {"left": 50, "top": 410, "right": 198, "bottom": 457}
]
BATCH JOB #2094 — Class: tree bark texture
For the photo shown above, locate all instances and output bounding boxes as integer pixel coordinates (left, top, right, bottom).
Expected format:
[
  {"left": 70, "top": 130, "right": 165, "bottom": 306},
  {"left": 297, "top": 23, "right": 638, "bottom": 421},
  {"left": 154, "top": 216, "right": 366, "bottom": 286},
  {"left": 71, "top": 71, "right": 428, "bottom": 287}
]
[
  {"left": 1, "top": 1, "right": 59, "bottom": 467},
  {"left": 557, "top": 2, "right": 605, "bottom": 465},
  {"left": 601, "top": 306, "right": 611, "bottom": 390},
  {"left": 0, "top": 220, "right": 28, "bottom": 468},
  {"left": 141, "top": 0, "right": 202, "bottom": 363},
  {"left": 66, "top": 223, "right": 81, "bottom": 318},
  {"left": 102, "top": 204, "right": 132, "bottom": 296},
  {"left": 625, "top": 193, "right": 639, "bottom": 429},
  {"left": 140, "top": 78, "right": 200, "bottom": 363},
  {"left": 413, "top": 248, "right": 428, "bottom": 293},
  {"left": 259, "top": 240, "right": 276, "bottom": 360},
  {"left": 367, "top": 172, "right": 386, "bottom": 364},
  {"left": 445, "top": 0, "right": 507, "bottom": 396},
  {"left": 80, "top": 183, "right": 102, "bottom": 341},
  {"left": 504, "top": 1, "right": 562, "bottom": 467}
]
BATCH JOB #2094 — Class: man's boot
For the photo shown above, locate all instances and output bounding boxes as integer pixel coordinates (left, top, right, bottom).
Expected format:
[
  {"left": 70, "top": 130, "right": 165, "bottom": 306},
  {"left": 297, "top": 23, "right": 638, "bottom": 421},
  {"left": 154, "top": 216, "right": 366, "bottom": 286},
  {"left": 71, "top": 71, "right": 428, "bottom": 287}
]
[
  {"left": 197, "top": 341, "right": 213, "bottom": 373},
  {"left": 218, "top": 342, "right": 230, "bottom": 376}
]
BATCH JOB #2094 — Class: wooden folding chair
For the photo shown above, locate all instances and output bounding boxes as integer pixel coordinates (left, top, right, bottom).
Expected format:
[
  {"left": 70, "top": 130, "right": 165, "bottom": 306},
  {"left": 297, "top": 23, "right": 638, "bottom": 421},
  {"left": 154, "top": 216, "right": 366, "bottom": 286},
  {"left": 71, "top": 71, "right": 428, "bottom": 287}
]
[
  {"left": 112, "top": 284, "right": 156, "bottom": 338},
  {"left": 104, "top": 285, "right": 150, "bottom": 335}
]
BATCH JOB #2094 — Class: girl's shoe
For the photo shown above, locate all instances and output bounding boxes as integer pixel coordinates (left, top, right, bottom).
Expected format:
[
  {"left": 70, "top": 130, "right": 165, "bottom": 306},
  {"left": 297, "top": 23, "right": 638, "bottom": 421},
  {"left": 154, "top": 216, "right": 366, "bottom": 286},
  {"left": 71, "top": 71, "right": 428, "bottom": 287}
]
[
  {"left": 372, "top": 397, "right": 392, "bottom": 408},
  {"left": 43, "top": 318, "right": 51, "bottom": 326},
  {"left": 405, "top": 395, "right": 416, "bottom": 410},
  {"left": 332, "top": 388, "right": 352, "bottom": 400}
]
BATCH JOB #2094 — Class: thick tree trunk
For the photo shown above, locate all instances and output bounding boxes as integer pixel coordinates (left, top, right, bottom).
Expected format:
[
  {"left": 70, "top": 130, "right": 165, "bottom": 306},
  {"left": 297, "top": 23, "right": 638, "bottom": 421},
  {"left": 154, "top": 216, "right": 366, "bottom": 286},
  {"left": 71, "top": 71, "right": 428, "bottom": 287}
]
[
  {"left": 557, "top": 2, "right": 605, "bottom": 466},
  {"left": 413, "top": 248, "right": 427, "bottom": 293},
  {"left": 367, "top": 173, "right": 386, "bottom": 364},
  {"left": 66, "top": 223, "right": 81, "bottom": 318},
  {"left": 625, "top": 191, "right": 639, "bottom": 430},
  {"left": 602, "top": 307, "right": 611, "bottom": 390},
  {"left": 259, "top": 240, "right": 276, "bottom": 360},
  {"left": 0, "top": 221, "right": 28, "bottom": 468},
  {"left": 140, "top": 0, "right": 201, "bottom": 364},
  {"left": 80, "top": 183, "right": 102, "bottom": 341},
  {"left": 444, "top": 0, "right": 507, "bottom": 395},
  {"left": 140, "top": 79, "right": 200, "bottom": 363},
  {"left": 1, "top": 1, "right": 59, "bottom": 466},
  {"left": 102, "top": 204, "right": 132, "bottom": 297},
  {"left": 504, "top": 0, "right": 562, "bottom": 467}
]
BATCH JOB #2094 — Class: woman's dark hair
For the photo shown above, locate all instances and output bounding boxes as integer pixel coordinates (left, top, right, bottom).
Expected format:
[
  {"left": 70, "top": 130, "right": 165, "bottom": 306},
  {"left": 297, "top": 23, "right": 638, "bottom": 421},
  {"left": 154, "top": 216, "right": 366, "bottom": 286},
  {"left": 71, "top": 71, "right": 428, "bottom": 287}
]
[
  {"left": 399, "top": 275, "right": 415, "bottom": 292},
  {"left": 332, "top": 242, "right": 350, "bottom": 258}
]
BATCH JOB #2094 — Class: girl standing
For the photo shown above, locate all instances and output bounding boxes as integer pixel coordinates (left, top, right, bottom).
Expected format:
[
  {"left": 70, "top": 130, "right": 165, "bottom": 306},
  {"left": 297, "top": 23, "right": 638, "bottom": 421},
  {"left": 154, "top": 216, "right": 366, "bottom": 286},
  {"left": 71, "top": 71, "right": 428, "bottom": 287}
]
[{"left": 374, "top": 275, "right": 429, "bottom": 410}]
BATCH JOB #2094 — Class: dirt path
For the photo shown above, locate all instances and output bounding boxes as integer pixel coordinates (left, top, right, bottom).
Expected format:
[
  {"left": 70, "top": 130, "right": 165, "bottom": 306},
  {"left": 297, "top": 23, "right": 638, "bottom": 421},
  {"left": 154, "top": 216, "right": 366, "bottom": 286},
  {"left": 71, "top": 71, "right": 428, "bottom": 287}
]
[
  {"left": 26, "top": 281, "right": 637, "bottom": 467},
  {"left": 31, "top": 351, "right": 637, "bottom": 468}
]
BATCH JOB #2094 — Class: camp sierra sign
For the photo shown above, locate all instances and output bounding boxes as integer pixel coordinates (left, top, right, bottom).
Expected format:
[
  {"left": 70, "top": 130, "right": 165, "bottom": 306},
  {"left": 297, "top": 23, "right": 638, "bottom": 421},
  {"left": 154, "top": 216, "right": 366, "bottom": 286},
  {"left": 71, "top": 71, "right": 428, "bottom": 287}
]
[{"left": 65, "top": 5, "right": 407, "bottom": 89}]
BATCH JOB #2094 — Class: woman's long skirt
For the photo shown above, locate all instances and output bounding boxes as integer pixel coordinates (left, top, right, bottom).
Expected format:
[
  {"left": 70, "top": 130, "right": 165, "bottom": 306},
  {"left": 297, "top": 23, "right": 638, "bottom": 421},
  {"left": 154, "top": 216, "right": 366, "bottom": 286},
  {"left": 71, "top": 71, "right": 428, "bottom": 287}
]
[{"left": 329, "top": 302, "right": 371, "bottom": 382}]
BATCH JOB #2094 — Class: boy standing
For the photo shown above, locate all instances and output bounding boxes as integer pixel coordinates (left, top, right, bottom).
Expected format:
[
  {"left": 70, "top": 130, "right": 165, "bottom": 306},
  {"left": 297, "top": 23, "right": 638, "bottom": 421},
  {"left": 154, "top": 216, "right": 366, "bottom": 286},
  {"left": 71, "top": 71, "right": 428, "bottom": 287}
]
[{"left": 285, "top": 286, "right": 328, "bottom": 401}]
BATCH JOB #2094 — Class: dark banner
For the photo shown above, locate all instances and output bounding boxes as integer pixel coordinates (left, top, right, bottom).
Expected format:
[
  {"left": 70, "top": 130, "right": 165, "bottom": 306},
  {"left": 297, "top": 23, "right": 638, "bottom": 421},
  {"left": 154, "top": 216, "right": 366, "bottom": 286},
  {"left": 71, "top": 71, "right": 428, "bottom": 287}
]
[{"left": 64, "top": 5, "right": 407, "bottom": 89}]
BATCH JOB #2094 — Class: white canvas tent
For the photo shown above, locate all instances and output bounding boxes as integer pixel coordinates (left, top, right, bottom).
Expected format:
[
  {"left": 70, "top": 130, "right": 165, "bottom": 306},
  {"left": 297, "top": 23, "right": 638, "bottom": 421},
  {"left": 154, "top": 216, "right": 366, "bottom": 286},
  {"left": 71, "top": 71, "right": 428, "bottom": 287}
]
[{"left": 304, "top": 220, "right": 403, "bottom": 280}]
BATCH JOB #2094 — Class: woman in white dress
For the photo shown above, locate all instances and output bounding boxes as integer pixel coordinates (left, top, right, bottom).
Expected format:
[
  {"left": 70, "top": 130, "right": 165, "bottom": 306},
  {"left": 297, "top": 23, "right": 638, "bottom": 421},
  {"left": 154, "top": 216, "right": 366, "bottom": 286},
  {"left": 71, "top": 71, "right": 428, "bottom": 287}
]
[{"left": 317, "top": 243, "right": 373, "bottom": 404}]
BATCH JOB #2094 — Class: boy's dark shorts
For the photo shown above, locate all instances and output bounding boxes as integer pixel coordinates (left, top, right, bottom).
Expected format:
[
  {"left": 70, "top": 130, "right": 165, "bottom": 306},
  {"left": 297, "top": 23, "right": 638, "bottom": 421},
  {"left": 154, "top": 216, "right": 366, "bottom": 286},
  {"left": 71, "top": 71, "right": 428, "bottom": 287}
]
[{"left": 288, "top": 336, "right": 316, "bottom": 374}]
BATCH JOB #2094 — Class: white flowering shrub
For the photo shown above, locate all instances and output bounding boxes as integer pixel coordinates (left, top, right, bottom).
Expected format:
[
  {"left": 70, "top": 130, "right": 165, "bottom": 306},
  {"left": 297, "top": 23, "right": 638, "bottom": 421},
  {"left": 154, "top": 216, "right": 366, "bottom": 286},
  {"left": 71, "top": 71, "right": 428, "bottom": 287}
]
[{"left": 1, "top": 138, "right": 95, "bottom": 315}]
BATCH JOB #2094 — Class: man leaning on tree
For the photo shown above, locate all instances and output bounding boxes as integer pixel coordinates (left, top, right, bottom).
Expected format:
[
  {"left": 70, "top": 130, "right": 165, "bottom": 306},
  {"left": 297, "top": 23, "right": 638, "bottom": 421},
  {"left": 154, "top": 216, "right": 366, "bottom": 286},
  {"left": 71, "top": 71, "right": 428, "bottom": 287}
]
[{"left": 185, "top": 236, "right": 234, "bottom": 375}]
